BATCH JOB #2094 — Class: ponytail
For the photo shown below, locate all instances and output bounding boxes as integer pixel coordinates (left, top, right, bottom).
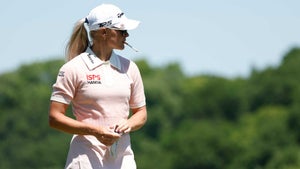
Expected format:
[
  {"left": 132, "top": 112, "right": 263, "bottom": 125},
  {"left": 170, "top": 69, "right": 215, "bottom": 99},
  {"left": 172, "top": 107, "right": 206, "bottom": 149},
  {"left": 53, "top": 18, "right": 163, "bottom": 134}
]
[{"left": 65, "top": 19, "right": 89, "bottom": 61}]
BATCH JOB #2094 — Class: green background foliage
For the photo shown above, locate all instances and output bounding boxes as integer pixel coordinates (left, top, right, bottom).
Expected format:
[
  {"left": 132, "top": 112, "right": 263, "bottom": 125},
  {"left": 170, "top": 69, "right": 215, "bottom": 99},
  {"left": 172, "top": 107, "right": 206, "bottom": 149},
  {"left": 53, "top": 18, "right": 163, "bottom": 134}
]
[{"left": 1, "top": 48, "right": 300, "bottom": 169}]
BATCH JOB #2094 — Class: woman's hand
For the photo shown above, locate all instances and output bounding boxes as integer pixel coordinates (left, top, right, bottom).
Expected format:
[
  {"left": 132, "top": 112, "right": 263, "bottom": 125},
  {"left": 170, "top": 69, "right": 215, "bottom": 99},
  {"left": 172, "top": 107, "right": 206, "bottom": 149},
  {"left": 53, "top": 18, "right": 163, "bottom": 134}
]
[
  {"left": 114, "top": 106, "right": 147, "bottom": 134},
  {"left": 94, "top": 126, "right": 121, "bottom": 146},
  {"left": 114, "top": 119, "right": 131, "bottom": 134}
]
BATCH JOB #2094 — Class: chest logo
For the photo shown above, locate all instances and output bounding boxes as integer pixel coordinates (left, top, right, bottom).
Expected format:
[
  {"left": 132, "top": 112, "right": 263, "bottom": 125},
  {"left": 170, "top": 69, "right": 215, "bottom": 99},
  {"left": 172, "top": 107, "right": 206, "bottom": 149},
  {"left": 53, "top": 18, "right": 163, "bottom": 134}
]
[{"left": 86, "top": 74, "right": 101, "bottom": 84}]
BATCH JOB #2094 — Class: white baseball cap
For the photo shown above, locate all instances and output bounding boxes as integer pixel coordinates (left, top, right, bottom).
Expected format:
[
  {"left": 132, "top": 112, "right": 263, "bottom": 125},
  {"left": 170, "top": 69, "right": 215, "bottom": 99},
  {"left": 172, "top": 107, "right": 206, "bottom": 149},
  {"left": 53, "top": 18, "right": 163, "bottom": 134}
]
[{"left": 85, "top": 4, "right": 140, "bottom": 31}]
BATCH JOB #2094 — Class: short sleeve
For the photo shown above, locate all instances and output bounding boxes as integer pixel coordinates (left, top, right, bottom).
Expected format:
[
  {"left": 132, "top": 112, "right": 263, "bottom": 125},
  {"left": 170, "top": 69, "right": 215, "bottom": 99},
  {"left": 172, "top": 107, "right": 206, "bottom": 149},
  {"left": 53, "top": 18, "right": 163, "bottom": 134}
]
[
  {"left": 50, "top": 63, "right": 77, "bottom": 105},
  {"left": 128, "top": 61, "right": 146, "bottom": 109}
]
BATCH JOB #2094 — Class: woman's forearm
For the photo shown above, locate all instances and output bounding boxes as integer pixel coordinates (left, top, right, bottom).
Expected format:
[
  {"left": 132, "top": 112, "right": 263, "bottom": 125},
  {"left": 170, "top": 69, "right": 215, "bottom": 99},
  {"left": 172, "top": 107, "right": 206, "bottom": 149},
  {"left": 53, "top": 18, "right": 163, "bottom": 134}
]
[
  {"left": 48, "top": 101, "right": 99, "bottom": 136},
  {"left": 128, "top": 106, "right": 147, "bottom": 132}
]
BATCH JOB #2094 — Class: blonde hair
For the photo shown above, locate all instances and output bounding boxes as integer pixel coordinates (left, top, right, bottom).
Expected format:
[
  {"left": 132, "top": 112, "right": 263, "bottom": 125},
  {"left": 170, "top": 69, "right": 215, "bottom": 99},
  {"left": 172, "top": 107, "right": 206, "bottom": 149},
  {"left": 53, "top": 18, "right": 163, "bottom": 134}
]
[{"left": 65, "top": 19, "right": 89, "bottom": 61}]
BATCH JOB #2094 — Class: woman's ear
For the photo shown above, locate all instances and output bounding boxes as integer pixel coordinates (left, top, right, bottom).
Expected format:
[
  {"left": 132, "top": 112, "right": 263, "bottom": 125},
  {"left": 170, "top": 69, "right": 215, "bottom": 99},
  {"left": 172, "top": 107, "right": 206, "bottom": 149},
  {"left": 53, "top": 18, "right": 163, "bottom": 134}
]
[
  {"left": 101, "top": 28, "right": 110, "bottom": 40},
  {"left": 92, "top": 28, "right": 107, "bottom": 40}
]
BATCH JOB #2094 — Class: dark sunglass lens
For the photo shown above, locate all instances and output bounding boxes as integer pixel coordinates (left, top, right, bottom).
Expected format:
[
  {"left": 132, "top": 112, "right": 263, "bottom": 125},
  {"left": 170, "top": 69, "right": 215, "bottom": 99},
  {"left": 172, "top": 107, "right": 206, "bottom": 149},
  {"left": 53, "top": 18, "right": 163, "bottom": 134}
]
[{"left": 120, "top": 30, "right": 127, "bottom": 35}]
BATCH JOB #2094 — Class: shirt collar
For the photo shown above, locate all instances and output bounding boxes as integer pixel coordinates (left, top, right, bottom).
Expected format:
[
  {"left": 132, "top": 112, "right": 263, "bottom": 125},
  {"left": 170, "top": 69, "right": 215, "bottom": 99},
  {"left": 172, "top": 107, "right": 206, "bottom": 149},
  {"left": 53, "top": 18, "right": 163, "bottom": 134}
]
[{"left": 81, "top": 47, "right": 122, "bottom": 71}]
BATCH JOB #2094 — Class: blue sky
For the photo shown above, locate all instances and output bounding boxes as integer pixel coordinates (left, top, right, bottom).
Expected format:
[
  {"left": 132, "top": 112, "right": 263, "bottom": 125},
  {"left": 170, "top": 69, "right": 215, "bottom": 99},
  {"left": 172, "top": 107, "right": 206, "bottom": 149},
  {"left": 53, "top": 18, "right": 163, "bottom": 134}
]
[{"left": 0, "top": 0, "right": 300, "bottom": 77}]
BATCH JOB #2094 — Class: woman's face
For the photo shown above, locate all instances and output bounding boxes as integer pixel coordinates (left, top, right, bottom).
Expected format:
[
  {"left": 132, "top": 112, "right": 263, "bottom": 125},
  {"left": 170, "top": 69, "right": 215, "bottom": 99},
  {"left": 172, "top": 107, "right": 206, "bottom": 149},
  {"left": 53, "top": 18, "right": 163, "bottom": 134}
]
[
  {"left": 92, "top": 28, "right": 129, "bottom": 50},
  {"left": 106, "top": 29, "right": 129, "bottom": 50}
]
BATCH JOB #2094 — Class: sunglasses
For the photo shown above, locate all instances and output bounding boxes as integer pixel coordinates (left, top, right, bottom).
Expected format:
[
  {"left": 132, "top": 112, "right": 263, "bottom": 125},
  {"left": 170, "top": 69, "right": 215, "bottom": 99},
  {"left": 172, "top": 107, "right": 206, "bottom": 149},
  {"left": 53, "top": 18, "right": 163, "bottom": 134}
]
[
  {"left": 110, "top": 27, "right": 128, "bottom": 36},
  {"left": 117, "top": 30, "right": 128, "bottom": 36}
]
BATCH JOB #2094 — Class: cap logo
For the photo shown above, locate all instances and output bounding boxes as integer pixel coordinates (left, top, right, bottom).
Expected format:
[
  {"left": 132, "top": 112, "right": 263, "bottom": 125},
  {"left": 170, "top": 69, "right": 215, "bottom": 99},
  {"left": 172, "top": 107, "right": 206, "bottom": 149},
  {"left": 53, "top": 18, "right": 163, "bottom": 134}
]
[
  {"left": 98, "top": 20, "right": 112, "bottom": 28},
  {"left": 117, "top": 12, "right": 124, "bottom": 18}
]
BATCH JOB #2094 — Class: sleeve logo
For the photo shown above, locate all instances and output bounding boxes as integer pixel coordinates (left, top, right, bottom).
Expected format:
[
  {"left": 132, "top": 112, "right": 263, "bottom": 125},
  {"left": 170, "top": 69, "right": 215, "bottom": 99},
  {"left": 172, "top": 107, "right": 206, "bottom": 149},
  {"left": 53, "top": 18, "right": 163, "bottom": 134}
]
[{"left": 58, "top": 71, "right": 65, "bottom": 77}]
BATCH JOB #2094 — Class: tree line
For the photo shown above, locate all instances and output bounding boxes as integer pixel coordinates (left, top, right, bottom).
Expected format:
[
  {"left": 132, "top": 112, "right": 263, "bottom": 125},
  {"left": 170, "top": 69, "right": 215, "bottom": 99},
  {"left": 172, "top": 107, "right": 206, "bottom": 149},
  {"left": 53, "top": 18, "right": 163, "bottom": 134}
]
[{"left": 0, "top": 47, "right": 300, "bottom": 169}]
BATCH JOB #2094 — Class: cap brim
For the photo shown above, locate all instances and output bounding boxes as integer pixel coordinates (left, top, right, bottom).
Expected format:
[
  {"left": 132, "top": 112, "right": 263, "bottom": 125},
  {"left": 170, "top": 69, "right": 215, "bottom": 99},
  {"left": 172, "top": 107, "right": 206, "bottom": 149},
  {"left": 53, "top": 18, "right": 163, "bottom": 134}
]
[{"left": 115, "top": 18, "right": 140, "bottom": 30}]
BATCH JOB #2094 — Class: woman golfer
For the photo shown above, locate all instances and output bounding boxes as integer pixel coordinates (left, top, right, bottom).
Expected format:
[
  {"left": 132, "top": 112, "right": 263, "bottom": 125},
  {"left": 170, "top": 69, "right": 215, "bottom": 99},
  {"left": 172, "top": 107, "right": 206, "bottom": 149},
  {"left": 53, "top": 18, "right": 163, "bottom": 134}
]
[{"left": 49, "top": 4, "right": 147, "bottom": 169}]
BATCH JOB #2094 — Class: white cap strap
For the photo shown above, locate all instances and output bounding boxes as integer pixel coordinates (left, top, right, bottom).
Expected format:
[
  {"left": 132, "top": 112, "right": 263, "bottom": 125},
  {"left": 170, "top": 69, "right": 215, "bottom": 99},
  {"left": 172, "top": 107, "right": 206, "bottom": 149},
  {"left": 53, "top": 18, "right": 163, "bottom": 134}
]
[{"left": 84, "top": 18, "right": 93, "bottom": 47}]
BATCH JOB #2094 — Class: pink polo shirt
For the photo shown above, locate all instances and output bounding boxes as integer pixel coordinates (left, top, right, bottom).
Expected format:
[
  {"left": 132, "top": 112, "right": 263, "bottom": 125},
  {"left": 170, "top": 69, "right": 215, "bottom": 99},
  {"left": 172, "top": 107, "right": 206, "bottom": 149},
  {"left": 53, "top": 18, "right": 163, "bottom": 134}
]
[{"left": 50, "top": 47, "right": 146, "bottom": 169}]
